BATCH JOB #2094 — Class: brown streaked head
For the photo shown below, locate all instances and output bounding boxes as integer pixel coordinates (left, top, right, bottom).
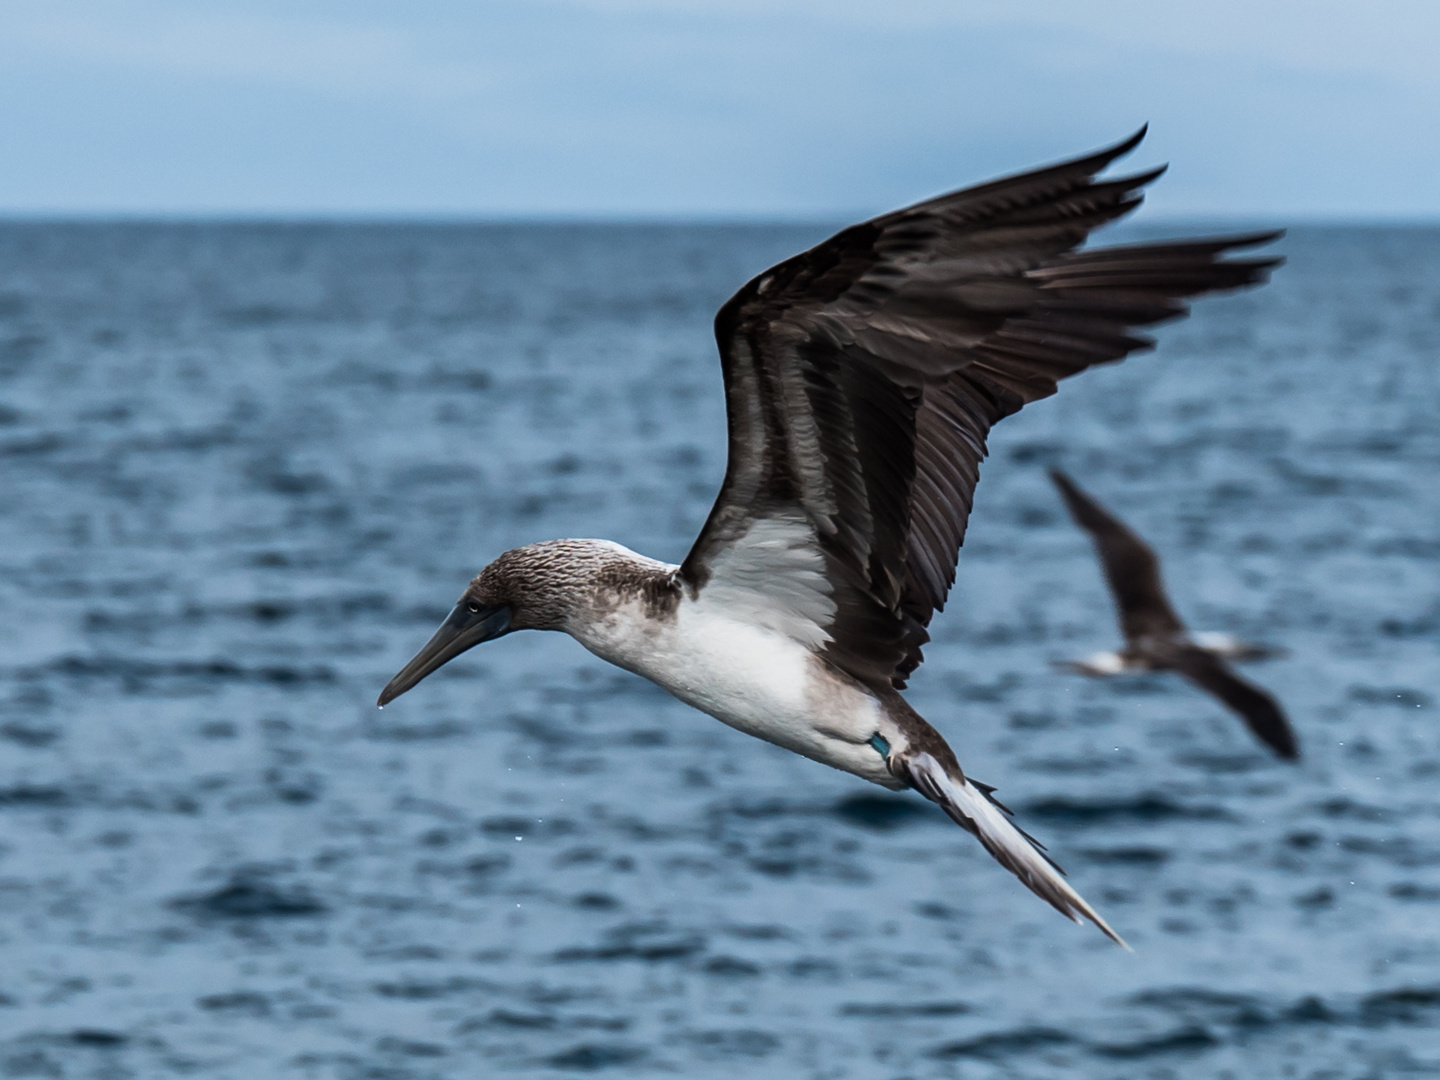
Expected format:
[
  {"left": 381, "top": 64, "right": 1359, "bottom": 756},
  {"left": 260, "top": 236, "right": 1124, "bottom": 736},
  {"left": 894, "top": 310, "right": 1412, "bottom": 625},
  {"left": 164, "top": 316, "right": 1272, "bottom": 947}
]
[{"left": 377, "top": 540, "right": 655, "bottom": 706}]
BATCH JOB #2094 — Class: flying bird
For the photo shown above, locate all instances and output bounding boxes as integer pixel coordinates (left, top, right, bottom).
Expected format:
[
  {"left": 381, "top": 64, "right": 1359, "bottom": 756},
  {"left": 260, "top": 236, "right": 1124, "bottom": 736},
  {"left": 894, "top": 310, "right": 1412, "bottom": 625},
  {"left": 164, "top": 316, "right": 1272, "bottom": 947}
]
[
  {"left": 379, "top": 130, "right": 1280, "bottom": 946},
  {"left": 1049, "top": 468, "right": 1298, "bottom": 760}
]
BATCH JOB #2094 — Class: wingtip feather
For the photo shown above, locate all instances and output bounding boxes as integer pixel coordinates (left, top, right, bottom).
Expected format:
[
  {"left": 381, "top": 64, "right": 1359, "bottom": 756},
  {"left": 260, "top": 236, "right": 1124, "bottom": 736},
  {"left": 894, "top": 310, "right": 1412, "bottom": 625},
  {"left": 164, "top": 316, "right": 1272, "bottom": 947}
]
[
  {"left": 1109, "top": 124, "right": 1149, "bottom": 162},
  {"left": 1065, "top": 125, "right": 1152, "bottom": 181}
]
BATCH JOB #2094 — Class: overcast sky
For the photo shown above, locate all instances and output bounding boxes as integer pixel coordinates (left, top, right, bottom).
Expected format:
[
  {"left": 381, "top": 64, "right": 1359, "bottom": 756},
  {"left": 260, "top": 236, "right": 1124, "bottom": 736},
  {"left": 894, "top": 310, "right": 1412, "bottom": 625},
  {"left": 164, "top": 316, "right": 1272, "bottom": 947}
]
[{"left": 2, "top": 1, "right": 1437, "bottom": 219}]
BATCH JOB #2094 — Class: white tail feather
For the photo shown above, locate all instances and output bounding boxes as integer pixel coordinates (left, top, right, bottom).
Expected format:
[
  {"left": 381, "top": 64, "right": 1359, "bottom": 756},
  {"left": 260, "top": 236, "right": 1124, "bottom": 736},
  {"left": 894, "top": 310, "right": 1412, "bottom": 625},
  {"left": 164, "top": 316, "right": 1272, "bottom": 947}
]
[{"left": 896, "top": 752, "right": 1128, "bottom": 948}]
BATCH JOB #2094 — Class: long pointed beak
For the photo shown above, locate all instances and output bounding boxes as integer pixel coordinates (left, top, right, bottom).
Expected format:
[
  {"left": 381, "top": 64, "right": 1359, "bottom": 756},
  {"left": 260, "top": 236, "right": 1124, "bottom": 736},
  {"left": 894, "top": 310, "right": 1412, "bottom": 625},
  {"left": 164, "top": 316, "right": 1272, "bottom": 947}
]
[{"left": 378, "top": 603, "right": 511, "bottom": 706}]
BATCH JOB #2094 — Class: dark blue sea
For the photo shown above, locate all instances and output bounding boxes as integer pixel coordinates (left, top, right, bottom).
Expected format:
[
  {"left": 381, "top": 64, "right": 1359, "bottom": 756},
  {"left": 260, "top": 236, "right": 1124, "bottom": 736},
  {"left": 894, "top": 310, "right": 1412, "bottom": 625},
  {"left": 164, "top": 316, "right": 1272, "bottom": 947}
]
[{"left": 0, "top": 221, "right": 1435, "bottom": 1078}]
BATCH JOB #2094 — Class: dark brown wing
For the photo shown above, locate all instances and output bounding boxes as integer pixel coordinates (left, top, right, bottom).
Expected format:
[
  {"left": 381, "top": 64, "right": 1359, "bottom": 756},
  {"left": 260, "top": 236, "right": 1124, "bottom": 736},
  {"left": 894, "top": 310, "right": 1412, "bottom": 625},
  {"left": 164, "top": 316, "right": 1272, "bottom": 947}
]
[
  {"left": 1048, "top": 468, "right": 1186, "bottom": 644},
  {"left": 1170, "top": 646, "right": 1299, "bottom": 760},
  {"left": 680, "top": 129, "right": 1282, "bottom": 691}
]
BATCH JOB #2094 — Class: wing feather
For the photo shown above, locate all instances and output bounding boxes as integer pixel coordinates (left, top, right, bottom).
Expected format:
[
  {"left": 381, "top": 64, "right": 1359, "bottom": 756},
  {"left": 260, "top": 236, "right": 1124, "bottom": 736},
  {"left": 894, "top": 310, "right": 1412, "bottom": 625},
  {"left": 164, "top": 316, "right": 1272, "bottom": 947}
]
[
  {"left": 1171, "top": 646, "right": 1300, "bottom": 760},
  {"left": 1049, "top": 469, "right": 1186, "bottom": 643},
  {"left": 682, "top": 130, "right": 1281, "bottom": 689}
]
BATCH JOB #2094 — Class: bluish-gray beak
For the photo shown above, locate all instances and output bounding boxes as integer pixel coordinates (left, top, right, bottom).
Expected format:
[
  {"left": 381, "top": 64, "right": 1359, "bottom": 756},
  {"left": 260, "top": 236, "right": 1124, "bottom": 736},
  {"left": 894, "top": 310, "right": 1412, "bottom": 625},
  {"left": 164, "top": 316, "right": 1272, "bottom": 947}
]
[{"left": 378, "top": 602, "right": 511, "bottom": 706}]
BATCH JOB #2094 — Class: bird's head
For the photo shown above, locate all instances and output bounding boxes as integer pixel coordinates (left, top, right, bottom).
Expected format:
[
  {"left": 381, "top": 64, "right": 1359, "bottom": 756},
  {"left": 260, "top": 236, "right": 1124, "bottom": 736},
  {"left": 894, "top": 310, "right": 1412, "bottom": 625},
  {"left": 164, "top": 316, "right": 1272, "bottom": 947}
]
[{"left": 376, "top": 539, "right": 633, "bottom": 706}]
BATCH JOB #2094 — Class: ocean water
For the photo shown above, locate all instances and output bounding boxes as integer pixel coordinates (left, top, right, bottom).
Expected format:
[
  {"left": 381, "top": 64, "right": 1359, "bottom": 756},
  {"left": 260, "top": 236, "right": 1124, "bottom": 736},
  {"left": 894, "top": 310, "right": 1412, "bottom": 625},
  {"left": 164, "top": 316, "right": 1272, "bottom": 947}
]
[{"left": 0, "top": 220, "right": 1435, "bottom": 1079}]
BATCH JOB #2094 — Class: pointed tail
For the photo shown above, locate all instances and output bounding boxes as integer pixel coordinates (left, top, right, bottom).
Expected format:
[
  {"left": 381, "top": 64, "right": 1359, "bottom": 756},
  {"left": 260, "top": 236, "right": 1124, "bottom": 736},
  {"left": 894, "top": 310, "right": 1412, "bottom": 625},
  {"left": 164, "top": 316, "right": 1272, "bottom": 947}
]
[{"left": 892, "top": 751, "right": 1129, "bottom": 948}]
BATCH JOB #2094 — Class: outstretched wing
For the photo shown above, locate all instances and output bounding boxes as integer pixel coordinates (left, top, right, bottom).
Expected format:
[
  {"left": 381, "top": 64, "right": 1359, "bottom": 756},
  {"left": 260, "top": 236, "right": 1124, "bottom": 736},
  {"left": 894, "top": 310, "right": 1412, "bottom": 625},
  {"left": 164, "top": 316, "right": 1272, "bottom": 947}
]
[
  {"left": 1049, "top": 468, "right": 1186, "bottom": 644},
  {"left": 1171, "top": 646, "right": 1300, "bottom": 759},
  {"left": 680, "top": 128, "right": 1281, "bottom": 690}
]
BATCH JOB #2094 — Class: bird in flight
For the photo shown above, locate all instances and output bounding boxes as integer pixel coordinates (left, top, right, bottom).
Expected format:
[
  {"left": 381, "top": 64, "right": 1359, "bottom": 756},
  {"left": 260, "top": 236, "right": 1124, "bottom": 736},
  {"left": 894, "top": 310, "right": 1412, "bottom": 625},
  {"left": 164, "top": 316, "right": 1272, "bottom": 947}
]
[
  {"left": 379, "top": 129, "right": 1280, "bottom": 945},
  {"left": 1049, "top": 468, "right": 1298, "bottom": 760}
]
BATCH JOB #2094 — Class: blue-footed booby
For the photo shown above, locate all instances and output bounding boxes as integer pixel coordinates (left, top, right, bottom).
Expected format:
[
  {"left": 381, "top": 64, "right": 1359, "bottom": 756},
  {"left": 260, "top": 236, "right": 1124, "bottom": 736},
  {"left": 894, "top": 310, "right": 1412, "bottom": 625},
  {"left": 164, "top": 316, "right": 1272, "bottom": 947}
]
[
  {"left": 1049, "top": 468, "right": 1298, "bottom": 760},
  {"left": 379, "top": 129, "right": 1281, "bottom": 946}
]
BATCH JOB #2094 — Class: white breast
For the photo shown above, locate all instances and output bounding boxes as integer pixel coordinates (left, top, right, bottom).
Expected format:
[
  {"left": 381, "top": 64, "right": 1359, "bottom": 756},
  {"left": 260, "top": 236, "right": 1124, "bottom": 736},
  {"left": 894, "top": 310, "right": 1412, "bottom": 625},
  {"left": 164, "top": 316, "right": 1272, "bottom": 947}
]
[{"left": 569, "top": 592, "right": 890, "bottom": 785}]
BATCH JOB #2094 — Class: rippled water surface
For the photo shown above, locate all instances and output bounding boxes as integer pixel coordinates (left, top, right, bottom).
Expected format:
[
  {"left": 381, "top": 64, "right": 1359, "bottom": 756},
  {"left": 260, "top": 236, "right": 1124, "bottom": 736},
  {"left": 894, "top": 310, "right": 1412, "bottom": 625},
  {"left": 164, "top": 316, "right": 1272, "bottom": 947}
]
[{"left": 0, "top": 222, "right": 1436, "bottom": 1078}]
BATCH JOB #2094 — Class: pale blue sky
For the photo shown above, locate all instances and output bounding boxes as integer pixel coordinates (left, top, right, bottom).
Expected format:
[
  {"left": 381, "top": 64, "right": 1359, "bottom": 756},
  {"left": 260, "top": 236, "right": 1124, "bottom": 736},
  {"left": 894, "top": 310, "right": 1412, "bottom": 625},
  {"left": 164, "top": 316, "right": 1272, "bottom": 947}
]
[{"left": 2, "top": 0, "right": 1437, "bottom": 218}]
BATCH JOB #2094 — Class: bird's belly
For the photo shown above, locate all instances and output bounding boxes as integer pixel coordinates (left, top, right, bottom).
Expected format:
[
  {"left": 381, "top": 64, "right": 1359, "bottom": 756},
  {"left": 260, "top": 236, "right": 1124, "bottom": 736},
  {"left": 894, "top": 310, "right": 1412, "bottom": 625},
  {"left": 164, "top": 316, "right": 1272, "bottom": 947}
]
[{"left": 580, "top": 606, "right": 891, "bottom": 784}]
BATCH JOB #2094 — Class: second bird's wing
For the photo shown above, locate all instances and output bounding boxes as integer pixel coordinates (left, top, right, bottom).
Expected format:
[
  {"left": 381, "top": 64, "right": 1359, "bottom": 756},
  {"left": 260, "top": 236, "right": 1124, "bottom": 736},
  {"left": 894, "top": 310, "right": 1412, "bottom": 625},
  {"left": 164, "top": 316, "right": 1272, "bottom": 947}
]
[
  {"left": 1172, "top": 646, "right": 1299, "bottom": 759},
  {"left": 1049, "top": 468, "right": 1187, "bottom": 644}
]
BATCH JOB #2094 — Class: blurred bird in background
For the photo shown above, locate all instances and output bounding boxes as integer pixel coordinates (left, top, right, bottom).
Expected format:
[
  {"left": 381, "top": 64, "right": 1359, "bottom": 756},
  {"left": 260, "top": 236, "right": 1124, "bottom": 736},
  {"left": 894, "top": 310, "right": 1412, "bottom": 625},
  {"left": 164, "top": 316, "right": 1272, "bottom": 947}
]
[{"left": 1050, "top": 467, "right": 1298, "bottom": 760}]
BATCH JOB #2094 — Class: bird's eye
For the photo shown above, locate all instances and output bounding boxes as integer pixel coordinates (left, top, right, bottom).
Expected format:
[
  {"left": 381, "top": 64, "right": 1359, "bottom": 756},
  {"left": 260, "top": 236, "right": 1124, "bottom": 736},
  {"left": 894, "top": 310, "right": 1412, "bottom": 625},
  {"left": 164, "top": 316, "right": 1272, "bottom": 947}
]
[{"left": 466, "top": 601, "right": 481, "bottom": 614}]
